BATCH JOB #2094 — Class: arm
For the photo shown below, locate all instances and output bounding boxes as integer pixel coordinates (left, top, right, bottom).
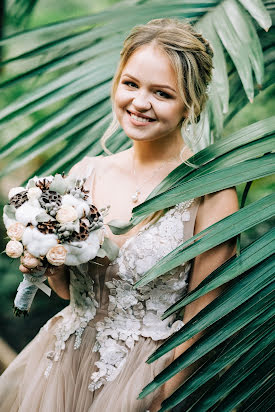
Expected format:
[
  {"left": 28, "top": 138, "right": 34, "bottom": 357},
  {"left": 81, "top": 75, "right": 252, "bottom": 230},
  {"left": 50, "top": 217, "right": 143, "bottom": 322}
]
[{"left": 149, "top": 188, "right": 239, "bottom": 411}]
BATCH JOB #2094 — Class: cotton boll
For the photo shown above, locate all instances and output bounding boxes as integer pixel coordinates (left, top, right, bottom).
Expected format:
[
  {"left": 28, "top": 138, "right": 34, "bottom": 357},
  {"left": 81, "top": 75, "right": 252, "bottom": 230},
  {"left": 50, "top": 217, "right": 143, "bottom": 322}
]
[
  {"left": 15, "top": 201, "right": 44, "bottom": 226},
  {"left": 22, "top": 227, "right": 58, "bottom": 257},
  {"left": 64, "top": 232, "right": 100, "bottom": 265},
  {"left": 27, "top": 187, "right": 42, "bottom": 201},
  {"left": 8, "top": 187, "right": 26, "bottom": 200},
  {"left": 62, "top": 194, "right": 90, "bottom": 218}
]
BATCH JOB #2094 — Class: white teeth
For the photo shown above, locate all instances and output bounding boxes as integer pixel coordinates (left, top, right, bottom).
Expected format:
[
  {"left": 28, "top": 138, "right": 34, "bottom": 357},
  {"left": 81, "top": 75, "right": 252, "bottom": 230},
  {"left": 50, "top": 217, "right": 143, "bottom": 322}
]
[{"left": 130, "top": 113, "right": 152, "bottom": 123}]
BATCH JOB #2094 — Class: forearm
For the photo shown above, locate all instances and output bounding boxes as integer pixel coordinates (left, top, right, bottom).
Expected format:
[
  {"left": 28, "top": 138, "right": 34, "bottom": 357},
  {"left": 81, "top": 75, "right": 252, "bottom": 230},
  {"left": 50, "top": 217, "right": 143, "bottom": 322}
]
[{"left": 47, "top": 265, "right": 70, "bottom": 300}]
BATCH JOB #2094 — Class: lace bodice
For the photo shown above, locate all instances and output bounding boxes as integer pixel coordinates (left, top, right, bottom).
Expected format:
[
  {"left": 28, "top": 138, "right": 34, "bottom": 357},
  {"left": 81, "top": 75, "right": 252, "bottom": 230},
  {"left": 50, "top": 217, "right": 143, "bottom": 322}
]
[{"left": 42, "top": 157, "right": 201, "bottom": 391}]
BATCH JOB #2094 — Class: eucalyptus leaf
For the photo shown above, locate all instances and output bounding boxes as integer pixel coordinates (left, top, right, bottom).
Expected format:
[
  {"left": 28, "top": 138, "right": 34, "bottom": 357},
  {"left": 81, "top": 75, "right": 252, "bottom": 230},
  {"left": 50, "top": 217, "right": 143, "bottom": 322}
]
[
  {"left": 35, "top": 213, "right": 53, "bottom": 223},
  {"left": 108, "top": 219, "right": 134, "bottom": 235},
  {"left": 49, "top": 174, "right": 67, "bottom": 195},
  {"left": 3, "top": 205, "right": 16, "bottom": 221},
  {"left": 101, "top": 237, "right": 120, "bottom": 261}
]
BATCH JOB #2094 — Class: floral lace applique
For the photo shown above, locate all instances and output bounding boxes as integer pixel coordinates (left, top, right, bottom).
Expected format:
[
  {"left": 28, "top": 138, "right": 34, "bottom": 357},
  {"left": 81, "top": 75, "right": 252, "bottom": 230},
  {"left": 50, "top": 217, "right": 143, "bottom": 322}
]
[
  {"left": 43, "top": 263, "right": 98, "bottom": 378},
  {"left": 89, "top": 200, "right": 194, "bottom": 391}
]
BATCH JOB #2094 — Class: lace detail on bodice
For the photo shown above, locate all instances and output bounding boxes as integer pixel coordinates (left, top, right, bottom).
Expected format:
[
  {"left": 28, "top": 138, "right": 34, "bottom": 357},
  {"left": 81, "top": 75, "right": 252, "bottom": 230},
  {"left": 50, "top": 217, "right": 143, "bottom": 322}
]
[
  {"left": 43, "top": 264, "right": 98, "bottom": 377},
  {"left": 89, "top": 200, "right": 194, "bottom": 390},
  {"left": 41, "top": 166, "right": 197, "bottom": 390}
]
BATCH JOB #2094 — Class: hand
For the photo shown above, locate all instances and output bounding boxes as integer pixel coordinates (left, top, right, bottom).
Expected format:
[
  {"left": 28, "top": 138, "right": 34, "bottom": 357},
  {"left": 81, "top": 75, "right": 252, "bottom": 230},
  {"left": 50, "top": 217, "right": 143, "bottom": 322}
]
[{"left": 19, "top": 257, "right": 65, "bottom": 278}]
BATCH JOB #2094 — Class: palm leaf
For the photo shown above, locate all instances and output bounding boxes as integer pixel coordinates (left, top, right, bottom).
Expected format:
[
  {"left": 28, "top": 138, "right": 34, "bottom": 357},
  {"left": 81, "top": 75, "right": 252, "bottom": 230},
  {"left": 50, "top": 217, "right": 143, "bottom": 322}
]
[
  {"left": 162, "top": 228, "right": 274, "bottom": 319},
  {"left": 158, "top": 317, "right": 274, "bottom": 411},
  {"left": 0, "top": 1, "right": 274, "bottom": 410},
  {"left": 0, "top": 0, "right": 272, "bottom": 176},
  {"left": 139, "top": 280, "right": 274, "bottom": 395}
]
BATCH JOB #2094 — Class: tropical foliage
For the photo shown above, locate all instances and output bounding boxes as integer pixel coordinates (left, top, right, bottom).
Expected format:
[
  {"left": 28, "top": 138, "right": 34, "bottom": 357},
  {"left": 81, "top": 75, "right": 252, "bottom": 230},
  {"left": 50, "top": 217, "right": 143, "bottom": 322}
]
[{"left": 0, "top": 0, "right": 274, "bottom": 410}]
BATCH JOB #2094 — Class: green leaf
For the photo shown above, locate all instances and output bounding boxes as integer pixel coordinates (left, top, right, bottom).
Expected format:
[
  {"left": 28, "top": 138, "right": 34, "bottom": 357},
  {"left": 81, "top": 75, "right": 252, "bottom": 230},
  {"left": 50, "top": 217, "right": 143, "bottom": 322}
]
[
  {"left": 134, "top": 193, "right": 275, "bottom": 288},
  {"left": 100, "top": 237, "right": 120, "bottom": 261},
  {"left": 238, "top": 0, "right": 272, "bottom": 30},
  {"left": 146, "top": 117, "right": 275, "bottom": 200},
  {"left": 188, "top": 332, "right": 274, "bottom": 411},
  {"left": 139, "top": 283, "right": 274, "bottom": 397},
  {"left": 145, "top": 256, "right": 274, "bottom": 365},
  {"left": 159, "top": 315, "right": 274, "bottom": 411},
  {"left": 162, "top": 228, "right": 275, "bottom": 318},
  {"left": 212, "top": 354, "right": 275, "bottom": 412}
]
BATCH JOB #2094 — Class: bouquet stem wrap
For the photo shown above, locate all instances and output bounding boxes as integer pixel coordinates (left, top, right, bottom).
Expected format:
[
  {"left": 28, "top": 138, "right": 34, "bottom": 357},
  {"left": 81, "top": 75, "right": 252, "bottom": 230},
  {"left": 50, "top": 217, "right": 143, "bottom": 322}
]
[{"left": 14, "top": 268, "right": 51, "bottom": 315}]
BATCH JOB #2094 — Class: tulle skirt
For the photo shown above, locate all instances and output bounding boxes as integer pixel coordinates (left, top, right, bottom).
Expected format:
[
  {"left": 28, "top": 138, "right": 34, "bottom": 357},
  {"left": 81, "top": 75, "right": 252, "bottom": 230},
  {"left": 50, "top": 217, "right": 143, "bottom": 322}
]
[{"left": 0, "top": 314, "right": 173, "bottom": 412}]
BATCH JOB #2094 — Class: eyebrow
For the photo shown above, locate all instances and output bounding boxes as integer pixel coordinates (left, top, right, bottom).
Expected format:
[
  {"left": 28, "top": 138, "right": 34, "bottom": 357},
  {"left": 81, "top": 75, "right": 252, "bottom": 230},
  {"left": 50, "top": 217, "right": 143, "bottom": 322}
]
[{"left": 122, "top": 73, "right": 177, "bottom": 93}]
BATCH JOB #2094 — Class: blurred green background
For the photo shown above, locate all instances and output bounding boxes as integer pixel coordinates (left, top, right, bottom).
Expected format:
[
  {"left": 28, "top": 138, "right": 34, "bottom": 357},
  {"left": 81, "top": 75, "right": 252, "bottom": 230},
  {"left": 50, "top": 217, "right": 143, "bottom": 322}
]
[{"left": 0, "top": 0, "right": 274, "bottom": 356}]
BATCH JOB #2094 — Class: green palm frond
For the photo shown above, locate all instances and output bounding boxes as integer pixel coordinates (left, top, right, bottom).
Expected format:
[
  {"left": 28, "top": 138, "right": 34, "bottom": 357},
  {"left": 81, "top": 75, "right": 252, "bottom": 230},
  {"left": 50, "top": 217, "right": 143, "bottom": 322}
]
[
  {"left": 0, "top": 1, "right": 274, "bottom": 411},
  {"left": 0, "top": 0, "right": 273, "bottom": 177}
]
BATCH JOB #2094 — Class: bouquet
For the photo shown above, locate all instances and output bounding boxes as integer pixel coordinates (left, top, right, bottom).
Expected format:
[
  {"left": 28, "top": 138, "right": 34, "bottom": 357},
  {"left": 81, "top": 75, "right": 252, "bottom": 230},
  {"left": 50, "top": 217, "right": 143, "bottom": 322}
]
[{"left": 3, "top": 173, "right": 118, "bottom": 316}]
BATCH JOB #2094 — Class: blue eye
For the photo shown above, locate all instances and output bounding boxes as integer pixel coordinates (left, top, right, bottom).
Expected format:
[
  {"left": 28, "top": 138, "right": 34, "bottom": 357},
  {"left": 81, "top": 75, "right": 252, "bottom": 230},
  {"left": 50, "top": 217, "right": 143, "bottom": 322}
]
[
  {"left": 156, "top": 90, "right": 171, "bottom": 99},
  {"left": 123, "top": 81, "right": 138, "bottom": 88}
]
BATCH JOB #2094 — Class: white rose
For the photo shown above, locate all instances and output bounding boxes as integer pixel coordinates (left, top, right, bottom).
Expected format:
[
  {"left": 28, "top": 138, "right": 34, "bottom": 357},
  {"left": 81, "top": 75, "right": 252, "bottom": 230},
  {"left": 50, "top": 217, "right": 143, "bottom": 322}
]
[
  {"left": 46, "top": 245, "right": 67, "bottom": 266},
  {"left": 27, "top": 187, "right": 42, "bottom": 201},
  {"left": 7, "top": 222, "right": 25, "bottom": 241},
  {"left": 56, "top": 205, "right": 78, "bottom": 224},
  {"left": 5, "top": 240, "right": 23, "bottom": 258},
  {"left": 62, "top": 194, "right": 90, "bottom": 218},
  {"left": 8, "top": 187, "right": 25, "bottom": 200}
]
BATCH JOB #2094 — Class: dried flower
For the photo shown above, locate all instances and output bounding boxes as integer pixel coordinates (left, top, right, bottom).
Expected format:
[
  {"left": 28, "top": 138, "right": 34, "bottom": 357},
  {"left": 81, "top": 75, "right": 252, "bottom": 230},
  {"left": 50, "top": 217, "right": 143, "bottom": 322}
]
[
  {"left": 56, "top": 205, "right": 78, "bottom": 224},
  {"left": 27, "top": 187, "right": 42, "bottom": 201},
  {"left": 8, "top": 187, "right": 26, "bottom": 200},
  {"left": 46, "top": 245, "right": 67, "bottom": 266},
  {"left": 7, "top": 222, "right": 25, "bottom": 241},
  {"left": 21, "top": 251, "right": 41, "bottom": 269},
  {"left": 6, "top": 240, "right": 23, "bottom": 258}
]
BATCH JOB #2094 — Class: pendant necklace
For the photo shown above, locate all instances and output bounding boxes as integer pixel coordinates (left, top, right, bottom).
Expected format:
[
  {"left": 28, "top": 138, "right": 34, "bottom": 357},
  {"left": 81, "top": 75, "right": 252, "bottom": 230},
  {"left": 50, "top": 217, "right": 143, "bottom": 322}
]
[{"left": 131, "top": 146, "right": 187, "bottom": 204}]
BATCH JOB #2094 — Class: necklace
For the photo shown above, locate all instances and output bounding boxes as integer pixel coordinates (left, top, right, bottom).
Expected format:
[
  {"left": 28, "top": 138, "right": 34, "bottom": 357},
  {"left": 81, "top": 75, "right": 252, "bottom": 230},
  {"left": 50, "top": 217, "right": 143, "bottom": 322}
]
[{"left": 131, "top": 146, "right": 187, "bottom": 203}]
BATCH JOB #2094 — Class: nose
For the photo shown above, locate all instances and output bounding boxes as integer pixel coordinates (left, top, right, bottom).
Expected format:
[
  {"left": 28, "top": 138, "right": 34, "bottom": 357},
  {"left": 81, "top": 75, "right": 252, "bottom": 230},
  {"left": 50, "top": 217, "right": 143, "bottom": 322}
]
[{"left": 132, "top": 90, "right": 151, "bottom": 111}]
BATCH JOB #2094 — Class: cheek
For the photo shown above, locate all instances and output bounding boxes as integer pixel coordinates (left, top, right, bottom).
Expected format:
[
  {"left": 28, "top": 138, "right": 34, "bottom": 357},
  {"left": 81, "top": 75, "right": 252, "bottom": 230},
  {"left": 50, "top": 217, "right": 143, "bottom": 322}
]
[{"left": 114, "top": 87, "right": 130, "bottom": 109}]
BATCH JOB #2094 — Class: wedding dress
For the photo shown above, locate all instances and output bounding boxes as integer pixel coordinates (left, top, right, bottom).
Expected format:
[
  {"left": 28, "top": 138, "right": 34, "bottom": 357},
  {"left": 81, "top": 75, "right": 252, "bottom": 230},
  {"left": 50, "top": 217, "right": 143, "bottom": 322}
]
[{"left": 0, "top": 157, "right": 201, "bottom": 412}]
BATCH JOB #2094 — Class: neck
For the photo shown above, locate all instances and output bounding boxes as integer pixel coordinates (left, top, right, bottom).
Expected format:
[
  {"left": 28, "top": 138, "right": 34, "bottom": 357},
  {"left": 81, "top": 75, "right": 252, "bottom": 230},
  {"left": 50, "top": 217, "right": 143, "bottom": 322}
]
[{"left": 131, "top": 132, "right": 185, "bottom": 168}]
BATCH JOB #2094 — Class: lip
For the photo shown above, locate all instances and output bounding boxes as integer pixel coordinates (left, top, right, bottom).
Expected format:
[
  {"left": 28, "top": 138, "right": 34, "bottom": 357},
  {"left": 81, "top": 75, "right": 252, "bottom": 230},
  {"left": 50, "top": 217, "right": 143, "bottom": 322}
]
[{"left": 126, "top": 110, "right": 156, "bottom": 126}]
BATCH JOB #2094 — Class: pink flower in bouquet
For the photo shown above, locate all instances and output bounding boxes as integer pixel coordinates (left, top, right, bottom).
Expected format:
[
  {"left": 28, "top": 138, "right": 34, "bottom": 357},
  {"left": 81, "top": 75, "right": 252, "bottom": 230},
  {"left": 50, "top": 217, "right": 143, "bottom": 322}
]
[
  {"left": 7, "top": 222, "right": 25, "bottom": 241},
  {"left": 21, "top": 251, "right": 41, "bottom": 269},
  {"left": 46, "top": 245, "right": 67, "bottom": 266},
  {"left": 6, "top": 240, "right": 23, "bottom": 258}
]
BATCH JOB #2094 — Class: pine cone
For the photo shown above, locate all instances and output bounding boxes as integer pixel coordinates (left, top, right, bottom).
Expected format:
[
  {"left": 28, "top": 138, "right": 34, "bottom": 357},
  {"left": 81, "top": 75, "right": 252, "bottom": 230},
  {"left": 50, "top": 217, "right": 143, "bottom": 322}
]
[
  {"left": 88, "top": 204, "right": 101, "bottom": 223},
  {"left": 37, "top": 220, "right": 57, "bottom": 235},
  {"left": 39, "top": 190, "right": 62, "bottom": 212},
  {"left": 71, "top": 220, "right": 89, "bottom": 241},
  {"left": 9, "top": 190, "right": 28, "bottom": 209}
]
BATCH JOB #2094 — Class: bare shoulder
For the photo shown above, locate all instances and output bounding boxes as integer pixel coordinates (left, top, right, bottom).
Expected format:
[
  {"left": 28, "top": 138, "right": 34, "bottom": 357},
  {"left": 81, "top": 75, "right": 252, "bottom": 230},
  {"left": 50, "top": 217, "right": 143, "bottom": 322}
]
[
  {"left": 90, "top": 149, "right": 132, "bottom": 176},
  {"left": 195, "top": 188, "right": 239, "bottom": 233}
]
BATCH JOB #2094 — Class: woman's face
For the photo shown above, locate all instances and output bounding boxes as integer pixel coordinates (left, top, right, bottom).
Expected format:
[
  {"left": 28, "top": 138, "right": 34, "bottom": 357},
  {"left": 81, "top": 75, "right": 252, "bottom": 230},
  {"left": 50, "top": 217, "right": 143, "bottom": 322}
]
[{"left": 114, "top": 44, "right": 186, "bottom": 143}]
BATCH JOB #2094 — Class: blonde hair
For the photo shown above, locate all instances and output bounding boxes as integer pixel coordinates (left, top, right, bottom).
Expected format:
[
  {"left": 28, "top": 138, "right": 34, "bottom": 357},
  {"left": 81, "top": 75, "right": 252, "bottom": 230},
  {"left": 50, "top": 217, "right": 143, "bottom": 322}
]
[{"left": 101, "top": 18, "right": 213, "bottom": 153}]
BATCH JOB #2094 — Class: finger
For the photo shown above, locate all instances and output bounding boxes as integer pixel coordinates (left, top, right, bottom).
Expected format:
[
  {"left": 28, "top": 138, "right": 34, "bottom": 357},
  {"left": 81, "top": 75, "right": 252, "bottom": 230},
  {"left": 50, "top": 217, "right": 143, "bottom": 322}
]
[{"left": 19, "top": 264, "right": 30, "bottom": 274}]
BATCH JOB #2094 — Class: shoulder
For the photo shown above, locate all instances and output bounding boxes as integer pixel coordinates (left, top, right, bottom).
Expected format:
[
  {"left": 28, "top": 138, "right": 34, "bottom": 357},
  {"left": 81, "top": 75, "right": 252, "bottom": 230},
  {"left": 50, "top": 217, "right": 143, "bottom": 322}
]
[
  {"left": 68, "top": 150, "right": 132, "bottom": 178},
  {"left": 195, "top": 188, "right": 239, "bottom": 233}
]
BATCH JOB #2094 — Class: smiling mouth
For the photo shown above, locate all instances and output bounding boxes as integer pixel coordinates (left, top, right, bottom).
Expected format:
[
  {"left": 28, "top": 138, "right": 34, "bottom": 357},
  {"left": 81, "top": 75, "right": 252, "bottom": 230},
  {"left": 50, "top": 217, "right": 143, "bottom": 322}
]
[{"left": 127, "top": 110, "right": 156, "bottom": 123}]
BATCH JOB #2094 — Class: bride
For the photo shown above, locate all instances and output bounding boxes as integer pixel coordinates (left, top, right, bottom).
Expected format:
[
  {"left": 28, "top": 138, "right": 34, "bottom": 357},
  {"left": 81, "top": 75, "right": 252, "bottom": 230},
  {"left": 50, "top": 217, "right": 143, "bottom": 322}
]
[{"left": 0, "top": 18, "right": 238, "bottom": 412}]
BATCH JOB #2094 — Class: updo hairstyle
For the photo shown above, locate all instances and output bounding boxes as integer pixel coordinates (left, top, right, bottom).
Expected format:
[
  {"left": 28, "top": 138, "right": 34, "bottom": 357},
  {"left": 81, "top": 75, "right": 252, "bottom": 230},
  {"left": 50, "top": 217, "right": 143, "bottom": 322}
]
[{"left": 101, "top": 18, "right": 214, "bottom": 152}]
